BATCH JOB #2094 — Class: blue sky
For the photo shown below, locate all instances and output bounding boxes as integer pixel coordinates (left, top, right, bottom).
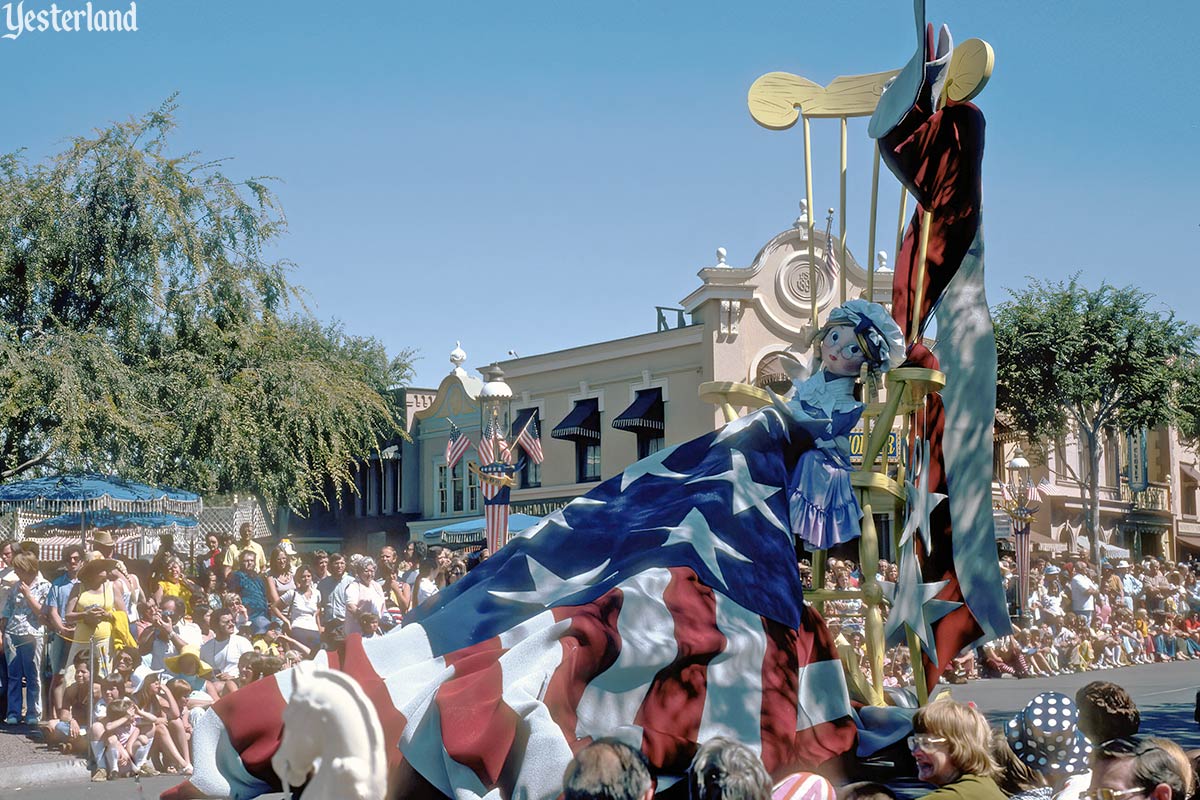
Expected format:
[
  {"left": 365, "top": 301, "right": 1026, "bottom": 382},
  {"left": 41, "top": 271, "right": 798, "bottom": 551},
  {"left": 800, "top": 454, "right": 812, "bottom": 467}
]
[{"left": 5, "top": 1, "right": 1198, "bottom": 388}]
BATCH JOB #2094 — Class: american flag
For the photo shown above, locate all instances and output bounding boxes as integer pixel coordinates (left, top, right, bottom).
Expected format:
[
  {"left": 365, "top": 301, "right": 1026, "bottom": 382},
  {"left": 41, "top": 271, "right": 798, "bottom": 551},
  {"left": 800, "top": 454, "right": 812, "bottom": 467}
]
[
  {"left": 515, "top": 415, "right": 544, "bottom": 464},
  {"left": 445, "top": 420, "right": 471, "bottom": 470},
  {"left": 478, "top": 417, "right": 497, "bottom": 466},
  {"left": 179, "top": 406, "right": 857, "bottom": 800},
  {"left": 481, "top": 462, "right": 515, "bottom": 552}
]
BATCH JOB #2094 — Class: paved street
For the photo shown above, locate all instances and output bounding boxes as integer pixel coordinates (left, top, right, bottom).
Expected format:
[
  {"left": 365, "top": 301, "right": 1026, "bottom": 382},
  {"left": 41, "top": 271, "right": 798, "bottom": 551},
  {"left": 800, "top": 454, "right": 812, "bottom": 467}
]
[
  {"left": 0, "top": 660, "right": 1195, "bottom": 799},
  {"left": 951, "top": 658, "right": 1200, "bottom": 750}
]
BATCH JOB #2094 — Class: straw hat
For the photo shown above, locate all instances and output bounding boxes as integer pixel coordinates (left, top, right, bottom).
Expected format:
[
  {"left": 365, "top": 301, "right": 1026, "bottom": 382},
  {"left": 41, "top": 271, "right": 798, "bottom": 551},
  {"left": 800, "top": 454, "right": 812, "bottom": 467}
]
[
  {"left": 1005, "top": 692, "right": 1091, "bottom": 776},
  {"left": 164, "top": 644, "right": 212, "bottom": 678},
  {"left": 78, "top": 554, "right": 120, "bottom": 583},
  {"left": 89, "top": 530, "right": 117, "bottom": 547}
]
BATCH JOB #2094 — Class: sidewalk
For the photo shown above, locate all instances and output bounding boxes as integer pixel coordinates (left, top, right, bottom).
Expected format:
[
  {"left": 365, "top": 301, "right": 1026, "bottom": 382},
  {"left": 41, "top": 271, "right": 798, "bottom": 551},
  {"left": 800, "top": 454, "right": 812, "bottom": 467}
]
[{"left": 0, "top": 721, "right": 88, "bottom": 792}]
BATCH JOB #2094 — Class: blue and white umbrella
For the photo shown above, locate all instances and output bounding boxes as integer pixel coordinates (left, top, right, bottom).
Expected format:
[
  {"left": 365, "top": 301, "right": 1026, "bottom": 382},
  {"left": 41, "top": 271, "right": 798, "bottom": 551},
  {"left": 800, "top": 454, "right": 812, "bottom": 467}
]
[{"left": 0, "top": 474, "right": 201, "bottom": 515}]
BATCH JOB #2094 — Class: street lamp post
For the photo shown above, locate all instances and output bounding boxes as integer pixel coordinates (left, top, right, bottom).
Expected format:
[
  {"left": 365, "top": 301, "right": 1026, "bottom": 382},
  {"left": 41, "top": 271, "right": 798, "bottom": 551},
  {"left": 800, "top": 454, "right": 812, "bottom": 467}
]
[{"left": 996, "top": 446, "right": 1041, "bottom": 622}]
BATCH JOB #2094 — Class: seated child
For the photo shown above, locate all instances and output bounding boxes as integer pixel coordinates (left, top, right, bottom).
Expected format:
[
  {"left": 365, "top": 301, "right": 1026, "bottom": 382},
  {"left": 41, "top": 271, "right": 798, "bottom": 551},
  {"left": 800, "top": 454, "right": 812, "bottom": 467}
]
[
  {"left": 49, "top": 651, "right": 95, "bottom": 755},
  {"left": 90, "top": 697, "right": 154, "bottom": 781},
  {"left": 131, "top": 666, "right": 190, "bottom": 775}
]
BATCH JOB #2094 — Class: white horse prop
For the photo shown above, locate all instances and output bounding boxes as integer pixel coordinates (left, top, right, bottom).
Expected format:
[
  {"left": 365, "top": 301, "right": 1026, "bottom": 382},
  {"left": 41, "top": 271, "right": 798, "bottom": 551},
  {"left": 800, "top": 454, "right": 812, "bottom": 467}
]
[{"left": 271, "top": 663, "right": 387, "bottom": 800}]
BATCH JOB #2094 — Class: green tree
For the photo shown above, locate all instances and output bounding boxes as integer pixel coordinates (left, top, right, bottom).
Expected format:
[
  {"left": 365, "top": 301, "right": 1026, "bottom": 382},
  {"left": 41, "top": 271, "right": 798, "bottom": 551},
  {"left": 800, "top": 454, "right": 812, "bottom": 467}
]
[
  {"left": 993, "top": 276, "right": 1199, "bottom": 565},
  {"left": 0, "top": 97, "right": 412, "bottom": 531}
]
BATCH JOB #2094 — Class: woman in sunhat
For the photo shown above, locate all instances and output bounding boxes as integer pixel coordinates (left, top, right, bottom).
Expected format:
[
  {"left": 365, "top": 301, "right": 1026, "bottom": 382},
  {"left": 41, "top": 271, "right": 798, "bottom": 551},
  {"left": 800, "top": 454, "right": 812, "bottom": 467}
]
[
  {"left": 64, "top": 555, "right": 124, "bottom": 680},
  {"left": 994, "top": 691, "right": 1091, "bottom": 800}
]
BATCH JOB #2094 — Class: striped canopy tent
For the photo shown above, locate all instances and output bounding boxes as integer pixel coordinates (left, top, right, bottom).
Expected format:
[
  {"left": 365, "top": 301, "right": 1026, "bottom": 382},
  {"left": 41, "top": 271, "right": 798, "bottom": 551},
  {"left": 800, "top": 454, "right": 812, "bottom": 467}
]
[
  {"left": 23, "top": 531, "right": 143, "bottom": 563},
  {"left": 0, "top": 474, "right": 201, "bottom": 515},
  {"left": 21, "top": 510, "right": 203, "bottom": 563}
]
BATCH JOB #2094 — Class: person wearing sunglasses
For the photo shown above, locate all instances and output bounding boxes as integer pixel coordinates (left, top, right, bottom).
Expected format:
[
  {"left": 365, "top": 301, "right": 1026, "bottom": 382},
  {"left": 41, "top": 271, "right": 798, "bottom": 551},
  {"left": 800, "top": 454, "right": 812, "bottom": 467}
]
[
  {"left": 908, "top": 699, "right": 1004, "bottom": 800},
  {"left": 1086, "top": 736, "right": 1194, "bottom": 800}
]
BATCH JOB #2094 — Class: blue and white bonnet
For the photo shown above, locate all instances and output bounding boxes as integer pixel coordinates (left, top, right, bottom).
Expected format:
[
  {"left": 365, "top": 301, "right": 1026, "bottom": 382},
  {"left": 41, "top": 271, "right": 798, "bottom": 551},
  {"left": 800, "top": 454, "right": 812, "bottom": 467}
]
[{"left": 823, "top": 300, "right": 906, "bottom": 372}]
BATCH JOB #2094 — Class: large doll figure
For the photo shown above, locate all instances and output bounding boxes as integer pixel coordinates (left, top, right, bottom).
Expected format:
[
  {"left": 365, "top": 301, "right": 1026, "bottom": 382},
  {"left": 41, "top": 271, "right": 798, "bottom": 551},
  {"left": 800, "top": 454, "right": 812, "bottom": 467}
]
[{"left": 777, "top": 300, "right": 905, "bottom": 550}]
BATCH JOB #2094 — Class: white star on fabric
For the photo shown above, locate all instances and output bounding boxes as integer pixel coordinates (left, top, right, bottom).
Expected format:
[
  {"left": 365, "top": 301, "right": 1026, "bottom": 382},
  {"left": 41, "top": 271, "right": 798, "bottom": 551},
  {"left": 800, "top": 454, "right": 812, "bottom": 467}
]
[
  {"left": 712, "top": 406, "right": 789, "bottom": 446},
  {"left": 619, "top": 445, "right": 688, "bottom": 491},
  {"left": 899, "top": 439, "right": 947, "bottom": 554},
  {"left": 686, "top": 449, "right": 787, "bottom": 532},
  {"left": 513, "top": 497, "right": 605, "bottom": 541},
  {"left": 878, "top": 542, "right": 961, "bottom": 665},
  {"left": 643, "top": 507, "right": 751, "bottom": 589},
  {"left": 488, "top": 556, "right": 613, "bottom": 605}
]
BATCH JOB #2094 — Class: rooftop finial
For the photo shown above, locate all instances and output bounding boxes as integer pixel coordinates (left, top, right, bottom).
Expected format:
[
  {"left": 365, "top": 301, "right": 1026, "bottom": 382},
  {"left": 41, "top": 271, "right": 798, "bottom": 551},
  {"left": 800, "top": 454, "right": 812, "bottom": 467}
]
[
  {"left": 716, "top": 247, "right": 728, "bottom": 266},
  {"left": 794, "top": 199, "right": 809, "bottom": 229},
  {"left": 877, "top": 251, "right": 891, "bottom": 273},
  {"left": 449, "top": 341, "right": 467, "bottom": 373}
]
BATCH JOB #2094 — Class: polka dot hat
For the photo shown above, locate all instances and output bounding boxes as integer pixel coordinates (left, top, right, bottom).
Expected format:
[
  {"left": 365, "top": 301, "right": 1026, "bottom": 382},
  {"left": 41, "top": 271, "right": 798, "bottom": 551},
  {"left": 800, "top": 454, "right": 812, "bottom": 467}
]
[{"left": 1005, "top": 691, "right": 1092, "bottom": 776}]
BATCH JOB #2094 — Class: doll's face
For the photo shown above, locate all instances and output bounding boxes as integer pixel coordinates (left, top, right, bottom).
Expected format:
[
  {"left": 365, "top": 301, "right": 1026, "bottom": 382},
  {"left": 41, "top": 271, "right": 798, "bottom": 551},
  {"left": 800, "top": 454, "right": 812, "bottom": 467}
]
[{"left": 821, "top": 325, "right": 867, "bottom": 376}]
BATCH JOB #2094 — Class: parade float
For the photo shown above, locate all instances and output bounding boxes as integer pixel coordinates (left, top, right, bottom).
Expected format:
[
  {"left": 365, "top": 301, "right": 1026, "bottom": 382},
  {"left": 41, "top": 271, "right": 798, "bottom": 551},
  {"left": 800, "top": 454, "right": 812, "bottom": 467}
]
[{"left": 164, "top": 2, "right": 1010, "bottom": 798}]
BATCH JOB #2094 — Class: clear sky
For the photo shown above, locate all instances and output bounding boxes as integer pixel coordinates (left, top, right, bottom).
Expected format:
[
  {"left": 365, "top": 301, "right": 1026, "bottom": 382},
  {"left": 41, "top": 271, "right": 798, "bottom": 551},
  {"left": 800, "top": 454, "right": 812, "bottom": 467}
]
[{"left": 6, "top": 0, "right": 1198, "bottom": 388}]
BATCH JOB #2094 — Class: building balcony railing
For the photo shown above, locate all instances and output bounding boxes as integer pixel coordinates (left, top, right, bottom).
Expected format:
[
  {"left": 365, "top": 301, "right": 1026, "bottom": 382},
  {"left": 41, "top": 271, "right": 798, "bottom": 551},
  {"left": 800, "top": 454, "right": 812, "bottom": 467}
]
[{"left": 1119, "top": 481, "right": 1171, "bottom": 513}]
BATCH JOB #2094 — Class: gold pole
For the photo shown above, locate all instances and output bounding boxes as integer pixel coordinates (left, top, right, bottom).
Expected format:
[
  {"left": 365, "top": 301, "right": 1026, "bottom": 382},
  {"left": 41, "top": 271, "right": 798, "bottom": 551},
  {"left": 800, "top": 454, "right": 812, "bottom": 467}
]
[
  {"left": 859, "top": 502, "right": 885, "bottom": 704},
  {"left": 909, "top": 210, "right": 933, "bottom": 344},
  {"left": 866, "top": 144, "right": 881, "bottom": 301},
  {"left": 839, "top": 116, "right": 848, "bottom": 304},
  {"left": 907, "top": 625, "right": 930, "bottom": 705},
  {"left": 803, "top": 116, "right": 818, "bottom": 327},
  {"left": 811, "top": 548, "right": 827, "bottom": 616},
  {"left": 894, "top": 188, "right": 908, "bottom": 270}
]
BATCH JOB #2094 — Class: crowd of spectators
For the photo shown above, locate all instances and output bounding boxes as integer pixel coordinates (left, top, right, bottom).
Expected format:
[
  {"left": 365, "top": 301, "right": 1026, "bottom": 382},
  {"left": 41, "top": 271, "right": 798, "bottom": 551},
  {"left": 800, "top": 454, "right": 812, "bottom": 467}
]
[
  {"left": 0, "top": 525, "right": 489, "bottom": 782},
  {"left": 2, "top": 528, "right": 1197, "bottom": 790},
  {"left": 805, "top": 553, "right": 1200, "bottom": 688}
]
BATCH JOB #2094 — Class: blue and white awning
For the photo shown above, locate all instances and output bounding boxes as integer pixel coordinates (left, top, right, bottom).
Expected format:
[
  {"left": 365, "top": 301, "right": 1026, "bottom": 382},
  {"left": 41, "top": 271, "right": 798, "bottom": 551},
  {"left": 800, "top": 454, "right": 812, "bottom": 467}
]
[
  {"left": 612, "top": 388, "right": 664, "bottom": 433},
  {"left": 552, "top": 398, "right": 600, "bottom": 442}
]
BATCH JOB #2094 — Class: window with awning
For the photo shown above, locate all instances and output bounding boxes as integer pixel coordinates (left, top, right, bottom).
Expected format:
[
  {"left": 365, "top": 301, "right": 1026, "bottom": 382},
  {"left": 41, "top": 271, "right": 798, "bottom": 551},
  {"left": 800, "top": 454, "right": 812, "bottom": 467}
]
[
  {"left": 613, "top": 388, "right": 665, "bottom": 460},
  {"left": 552, "top": 398, "right": 600, "bottom": 442},
  {"left": 554, "top": 399, "right": 601, "bottom": 482}
]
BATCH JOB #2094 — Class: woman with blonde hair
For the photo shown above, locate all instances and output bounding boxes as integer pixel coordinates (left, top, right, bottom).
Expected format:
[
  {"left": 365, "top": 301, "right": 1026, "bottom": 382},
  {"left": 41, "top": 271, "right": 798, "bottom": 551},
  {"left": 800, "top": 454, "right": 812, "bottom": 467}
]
[{"left": 908, "top": 699, "right": 1004, "bottom": 800}]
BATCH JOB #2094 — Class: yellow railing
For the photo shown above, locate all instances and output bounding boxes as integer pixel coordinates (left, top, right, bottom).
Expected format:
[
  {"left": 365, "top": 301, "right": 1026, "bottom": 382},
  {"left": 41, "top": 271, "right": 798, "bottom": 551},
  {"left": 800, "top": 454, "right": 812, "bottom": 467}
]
[{"left": 700, "top": 366, "right": 944, "bottom": 706}]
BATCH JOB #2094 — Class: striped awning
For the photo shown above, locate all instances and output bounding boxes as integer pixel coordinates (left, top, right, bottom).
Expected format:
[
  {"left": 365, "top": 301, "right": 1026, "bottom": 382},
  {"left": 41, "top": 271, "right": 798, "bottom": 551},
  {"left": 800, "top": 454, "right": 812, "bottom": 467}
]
[
  {"left": 552, "top": 398, "right": 600, "bottom": 442},
  {"left": 612, "top": 388, "right": 664, "bottom": 434},
  {"left": 21, "top": 532, "right": 142, "bottom": 563}
]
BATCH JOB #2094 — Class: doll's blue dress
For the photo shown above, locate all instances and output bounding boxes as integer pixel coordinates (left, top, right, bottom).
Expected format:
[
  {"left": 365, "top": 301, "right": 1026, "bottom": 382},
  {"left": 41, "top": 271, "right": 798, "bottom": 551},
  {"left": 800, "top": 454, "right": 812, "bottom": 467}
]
[{"left": 784, "top": 371, "right": 864, "bottom": 550}]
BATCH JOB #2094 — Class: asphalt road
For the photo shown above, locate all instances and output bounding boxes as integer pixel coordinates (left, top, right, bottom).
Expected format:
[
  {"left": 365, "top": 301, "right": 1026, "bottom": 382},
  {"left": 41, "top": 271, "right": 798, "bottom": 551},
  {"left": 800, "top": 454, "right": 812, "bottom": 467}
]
[
  {"left": 1, "top": 660, "right": 1195, "bottom": 799},
  {"left": 949, "top": 657, "right": 1200, "bottom": 751}
]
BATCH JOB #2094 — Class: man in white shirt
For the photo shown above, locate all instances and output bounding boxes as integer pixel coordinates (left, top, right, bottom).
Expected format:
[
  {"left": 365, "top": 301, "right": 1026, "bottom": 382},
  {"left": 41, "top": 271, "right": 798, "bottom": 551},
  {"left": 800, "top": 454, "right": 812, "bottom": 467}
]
[
  {"left": 200, "top": 607, "right": 253, "bottom": 680},
  {"left": 1068, "top": 562, "right": 1099, "bottom": 624},
  {"left": 141, "top": 596, "right": 203, "bottom": 671}
]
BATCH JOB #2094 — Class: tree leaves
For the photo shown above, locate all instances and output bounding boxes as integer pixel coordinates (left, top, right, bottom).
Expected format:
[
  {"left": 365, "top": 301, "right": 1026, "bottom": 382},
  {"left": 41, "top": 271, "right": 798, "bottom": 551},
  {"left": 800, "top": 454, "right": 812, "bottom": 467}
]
[
  {"left": 0, "top": 99, "right": 412, "bottom": 528},
  {"left": 994, "top": 275, "right": 1200, "bottom": 562}
]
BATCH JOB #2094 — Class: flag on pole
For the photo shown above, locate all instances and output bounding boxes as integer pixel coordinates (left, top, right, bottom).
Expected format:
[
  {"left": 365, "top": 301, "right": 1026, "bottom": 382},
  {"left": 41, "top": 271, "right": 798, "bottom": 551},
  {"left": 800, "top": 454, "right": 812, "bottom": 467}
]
[
  {"left": 445, "top": 420, "right": 471, "bottom": 470},
  {"left": 478, "top": 417, "right": 496, "bottom": 465},
  {"left": 515, "top": 414, "right": 544, "bottom": 464},
  {"left": 178, "top": 406, "right": 858, "bottom": 800}
]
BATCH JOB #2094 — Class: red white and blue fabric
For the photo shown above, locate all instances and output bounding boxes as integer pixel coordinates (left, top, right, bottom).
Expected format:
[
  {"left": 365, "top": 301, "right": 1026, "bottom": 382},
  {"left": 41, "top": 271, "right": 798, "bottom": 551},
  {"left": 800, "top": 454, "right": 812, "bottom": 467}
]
[
  {"left": 445, "top": 421, "right": 471, "bottom": 470},
  {"left": 178, "top": 407, "right": 857, "bottom": 800},
  {"left": 515, "top": 416, "right": 544, "bottom": 465},
  {"left": 481, "top": 461, "right": 517, "bottom": 553}
]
